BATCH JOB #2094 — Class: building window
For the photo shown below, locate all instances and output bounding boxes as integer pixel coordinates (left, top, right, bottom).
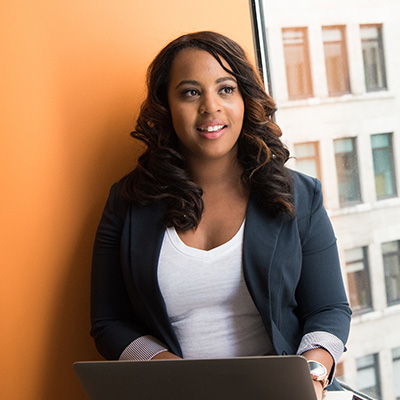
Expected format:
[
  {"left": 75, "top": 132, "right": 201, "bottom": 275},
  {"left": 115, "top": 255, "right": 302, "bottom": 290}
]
[
  {"left": 371, "top": 133, "right": 397, "bottom": 199},
  {"left": 345, "top": 247, "right": 372, "bottom": 314},
  {"left": 393, "top": 348, "right": 400, "bottom": 400},
  {"left": 322, "top": 26, "right": 351, "bottom": 96},
  {"left": 382, "top": 241, "right": 400, "bottom": 306},
  {"left": 282, "top": 28, "right": 313, "bottom": 99},
  {"left": 334, "top": 138, "right": 362, "bottom": 206},
  {"left": 361, "top": 24, "right": 387, "bottom": 92},
  {"left": 294, "top": 142, "right": 321, "bottom": 180},
  {"left": 356, "top": 354, "right": 381, "bottom": 400}
]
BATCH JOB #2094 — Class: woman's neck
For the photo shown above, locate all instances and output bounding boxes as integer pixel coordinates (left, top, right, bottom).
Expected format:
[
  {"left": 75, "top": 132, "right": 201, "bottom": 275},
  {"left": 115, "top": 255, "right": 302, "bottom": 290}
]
[
  {"left": 187, "top": 154, "right": 244, "bottom": 192},
  {"left": 178, "top": 154, "right": 250, "bottom": 250}
]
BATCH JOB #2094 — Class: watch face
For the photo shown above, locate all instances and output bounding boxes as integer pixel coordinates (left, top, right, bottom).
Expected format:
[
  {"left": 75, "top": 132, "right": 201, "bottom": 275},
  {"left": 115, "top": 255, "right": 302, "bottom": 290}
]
[{"left": 308, "top": 361, "right": 327, "bottom": 378}]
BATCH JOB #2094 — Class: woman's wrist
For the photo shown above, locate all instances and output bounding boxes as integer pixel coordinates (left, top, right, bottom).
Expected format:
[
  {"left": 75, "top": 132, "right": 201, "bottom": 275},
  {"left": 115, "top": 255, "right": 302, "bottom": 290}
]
[{"left": 151, "top": 351, "right": 181, "bottom": 360}]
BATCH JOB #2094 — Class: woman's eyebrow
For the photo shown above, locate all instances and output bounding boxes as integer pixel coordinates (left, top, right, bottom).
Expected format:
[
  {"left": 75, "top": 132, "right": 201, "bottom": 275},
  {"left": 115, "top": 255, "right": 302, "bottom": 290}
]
[
  {"left": 175, "top": 80, "right": 200, "bottom": 89},
  {"left": 215, "top": 76, "right": 237, "bottom": 84},
  {"left": 175, "top": 76, "right": 237, "bottom": 90}
]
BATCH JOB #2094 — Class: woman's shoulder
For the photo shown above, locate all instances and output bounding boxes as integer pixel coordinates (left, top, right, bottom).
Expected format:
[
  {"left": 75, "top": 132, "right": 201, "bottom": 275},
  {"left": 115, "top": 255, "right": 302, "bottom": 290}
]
[
  {"left": 289, "top": 169, "right": 321, "bottom": 192},
  {"left": 288, "top": 169, "right": 323, "bottom": 217},
  {"left": 101, "top": 181, "right": 129, "bottom": 221},
  {"left": 109, "top": 179, "right": 166, "bottom": 218}
]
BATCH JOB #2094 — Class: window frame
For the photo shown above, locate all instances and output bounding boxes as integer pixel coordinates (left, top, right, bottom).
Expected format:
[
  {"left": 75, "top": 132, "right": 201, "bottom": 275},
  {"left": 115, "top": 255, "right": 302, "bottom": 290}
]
[
  {"left": 293, "top": 141, "right": 321, "bottom": 181},
  {"left": 392, "top": 347, "right": 400, "bottom": 400},
  {"left": 282, "top": 27, "right": 314, "bottom": 100},
  {"left": 322, "top": 25, "right": 351, "bottom": 96},
  {"left": 334, "top": 137, "right": 362, "bottom": 207},
  {"left": 345, "top": 246, "right": 373, "bottom": 315},
  {"left": 361, "top": 24, "right": 388, "bottom": 92},
  {"left": 382, "top": 240, "right": 400, "bottom": 306},
  {"left": 356, "top": 353, "right": 382, "bottom": 399},
  {"left": 371, "top": 132, "right": 397, "bottom": 200}
]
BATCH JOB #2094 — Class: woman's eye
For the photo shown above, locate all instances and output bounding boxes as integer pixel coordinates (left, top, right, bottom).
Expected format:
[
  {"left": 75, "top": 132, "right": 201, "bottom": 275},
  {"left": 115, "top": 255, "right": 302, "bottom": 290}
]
[
  {"left": 182, "top": 89, "right": 200, "bottom": 97},
  {"left": 220, "top": 86, "right": 236, "bottom": 95}
]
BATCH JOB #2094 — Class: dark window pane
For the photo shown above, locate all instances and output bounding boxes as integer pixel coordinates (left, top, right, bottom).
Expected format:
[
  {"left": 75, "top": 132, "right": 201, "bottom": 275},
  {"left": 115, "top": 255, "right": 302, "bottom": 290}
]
[
  {"left": 356, "top": 354, "right": 381, "bottom": 400},
  {"left": 393, "top": 348, "right": 400, "bottom": 400},
  {"left": 361, "top": 25, "right": 387, "bottom": 91},
  {"left": 345, "top": 247, "right": 372, "bottom": 313},
  {"left": 334, "top": 138, "right": 362, "bottom": 205},
  {"left": 371, "top": 133, "right": 397, "bottom": 199},
  {"left": 382, "top": 241, "right": 400, "bottom": 305}
]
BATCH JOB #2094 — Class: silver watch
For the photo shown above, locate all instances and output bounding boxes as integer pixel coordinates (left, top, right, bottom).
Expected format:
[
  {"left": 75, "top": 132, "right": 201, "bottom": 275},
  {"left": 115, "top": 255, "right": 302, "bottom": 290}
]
[{"left": 307, "top": 360, "right": 329, "bottom": 389}]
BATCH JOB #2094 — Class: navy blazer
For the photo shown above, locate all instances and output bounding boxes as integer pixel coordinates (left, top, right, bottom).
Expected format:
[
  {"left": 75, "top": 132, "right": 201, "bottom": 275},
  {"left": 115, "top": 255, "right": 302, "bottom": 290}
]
[{"left": 91, "top": 171, "right": 351, "bottom": 388}]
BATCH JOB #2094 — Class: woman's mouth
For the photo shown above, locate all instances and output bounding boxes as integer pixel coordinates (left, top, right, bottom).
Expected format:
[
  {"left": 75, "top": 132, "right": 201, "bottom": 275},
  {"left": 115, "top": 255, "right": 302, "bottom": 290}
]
[{"left": 197, "top": 124, "right": 227, "bottom": 139}]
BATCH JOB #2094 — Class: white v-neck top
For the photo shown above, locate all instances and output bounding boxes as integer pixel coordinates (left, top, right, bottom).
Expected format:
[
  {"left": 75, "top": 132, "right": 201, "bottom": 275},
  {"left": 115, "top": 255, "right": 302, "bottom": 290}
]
[{"left": 157, "top": 221, "right": 273, "bottom": 359}]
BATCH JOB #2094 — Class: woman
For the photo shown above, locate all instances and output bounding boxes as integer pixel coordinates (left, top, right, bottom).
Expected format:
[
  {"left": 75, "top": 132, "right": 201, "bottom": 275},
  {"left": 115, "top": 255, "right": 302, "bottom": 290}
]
[{"left": 90, "top": 31, "right": 352, "bottom": 399}]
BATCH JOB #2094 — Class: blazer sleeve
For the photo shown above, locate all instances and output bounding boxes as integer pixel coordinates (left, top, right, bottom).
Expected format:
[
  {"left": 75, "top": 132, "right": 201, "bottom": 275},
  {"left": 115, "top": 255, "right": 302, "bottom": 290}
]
[
  {"left": 90, "top": 183, "right": 149, "bottom": 359},
  {"left": 295, "top": 177, "right": 352, "bottom": 346}
]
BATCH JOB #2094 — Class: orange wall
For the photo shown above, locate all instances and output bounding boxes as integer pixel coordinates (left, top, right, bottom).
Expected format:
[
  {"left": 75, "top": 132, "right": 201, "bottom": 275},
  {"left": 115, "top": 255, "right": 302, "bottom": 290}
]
[{"left": 0, "top": 1, "right": 254, "bottom": 399}]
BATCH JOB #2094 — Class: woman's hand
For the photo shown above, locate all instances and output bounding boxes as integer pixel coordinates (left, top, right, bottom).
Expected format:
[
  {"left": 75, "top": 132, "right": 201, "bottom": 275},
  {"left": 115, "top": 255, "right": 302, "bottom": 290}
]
[
  {"left": 313, "top": 380, "right": 325, "bottom": 400},
  {"left": 151, "top": 351, "right": 181, "bottom": 360},
  {"left": 302, "top": 348, "right": 332, "bottom": 400}
]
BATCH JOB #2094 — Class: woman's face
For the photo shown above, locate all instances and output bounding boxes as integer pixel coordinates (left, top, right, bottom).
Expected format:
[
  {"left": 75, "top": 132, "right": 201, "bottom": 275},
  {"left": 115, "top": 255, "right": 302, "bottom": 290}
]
[{"left": 167, "top": 48, "right": 245, "bottom": 163}]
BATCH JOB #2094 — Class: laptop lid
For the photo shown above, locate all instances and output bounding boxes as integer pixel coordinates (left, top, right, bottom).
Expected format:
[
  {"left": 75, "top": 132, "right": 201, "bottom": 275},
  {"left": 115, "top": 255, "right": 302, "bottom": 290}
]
[{"left": 73, "top": 355, "right": 317, "bottom": 400}]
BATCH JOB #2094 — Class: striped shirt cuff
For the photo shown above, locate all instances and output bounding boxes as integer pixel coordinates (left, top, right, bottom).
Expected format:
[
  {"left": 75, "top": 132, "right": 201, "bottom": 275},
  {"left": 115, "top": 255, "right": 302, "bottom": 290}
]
[
  {"left": 296, "top": 331, "right": 345, "bottom": 385},
  {"left": 119, "top": 335, "right": 169, "bottom": 361}
]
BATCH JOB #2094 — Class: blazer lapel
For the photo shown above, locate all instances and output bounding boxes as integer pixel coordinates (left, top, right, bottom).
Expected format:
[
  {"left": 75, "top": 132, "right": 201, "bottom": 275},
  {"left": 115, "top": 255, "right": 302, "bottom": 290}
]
[
  {"left": 125, "top": 202, "right": 182, "bottom": 356},
  {"left": 242, "top": 194, "right": 285, "bottom": 340}
]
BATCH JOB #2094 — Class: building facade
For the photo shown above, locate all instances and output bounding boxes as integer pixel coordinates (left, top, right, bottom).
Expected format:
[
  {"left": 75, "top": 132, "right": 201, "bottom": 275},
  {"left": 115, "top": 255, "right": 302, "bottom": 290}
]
[{"left": 259, "top": 0, "right": 400, "bottom": 398}]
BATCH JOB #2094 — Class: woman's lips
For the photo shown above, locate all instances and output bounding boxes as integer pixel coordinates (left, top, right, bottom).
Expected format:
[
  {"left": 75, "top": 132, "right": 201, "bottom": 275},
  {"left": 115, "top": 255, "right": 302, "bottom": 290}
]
[{"left": 197, "top": 124, "right": 227, "bottom": 139}]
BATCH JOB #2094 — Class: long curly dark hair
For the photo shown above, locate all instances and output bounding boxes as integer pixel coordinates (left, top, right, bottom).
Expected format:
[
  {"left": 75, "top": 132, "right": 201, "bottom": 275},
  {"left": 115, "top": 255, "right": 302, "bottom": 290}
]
[{"left": 120, "top": 31, "right": 294, "bottom": 230}]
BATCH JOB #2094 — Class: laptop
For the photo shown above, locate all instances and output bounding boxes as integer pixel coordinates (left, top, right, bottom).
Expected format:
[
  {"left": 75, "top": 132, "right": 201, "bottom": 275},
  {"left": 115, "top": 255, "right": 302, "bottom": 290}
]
[{"left": 73, "top": 355, "right": 318, "bottom": 400}]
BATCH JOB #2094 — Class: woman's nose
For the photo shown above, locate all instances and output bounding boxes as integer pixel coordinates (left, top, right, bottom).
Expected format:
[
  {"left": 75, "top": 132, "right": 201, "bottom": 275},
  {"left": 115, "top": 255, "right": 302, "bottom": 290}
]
[{"left": 199, "top": 92, "right": 221, "bottom": 114}]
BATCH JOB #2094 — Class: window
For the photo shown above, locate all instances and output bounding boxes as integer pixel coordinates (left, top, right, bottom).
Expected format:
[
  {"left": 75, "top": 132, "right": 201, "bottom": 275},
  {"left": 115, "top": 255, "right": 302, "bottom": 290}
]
[
  {"left": 293, "top": 142, "right": 321, "bottom": 180},
  {"left": 282, "top": 28, "right": 313, "bottom": 99},
  {"left": 361, "top": 24, "right": 387, "bottom": 91},
  {"left": 334, "top": 138, "right": 362, "bottom": 206},
  {"left": 371, "top": 133, "right": 397, "bottom": 199},
  {"left": 251, "top": 3, "right": 400, "bottom": 397},
  {"left": 345, "top": 247, "right": 372, "bottom": 314},
  {"left": 393, "top": 347, "right": 400, "bottom": 400},
  {"left": 382, "top": 241, "right": 400, "bottom": 306},
  {"left": 356, "top": 354, "right": 381, "bottom": 400},
  {"left": 322, "top": 26, "right": 351, "bottom": 95}
]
